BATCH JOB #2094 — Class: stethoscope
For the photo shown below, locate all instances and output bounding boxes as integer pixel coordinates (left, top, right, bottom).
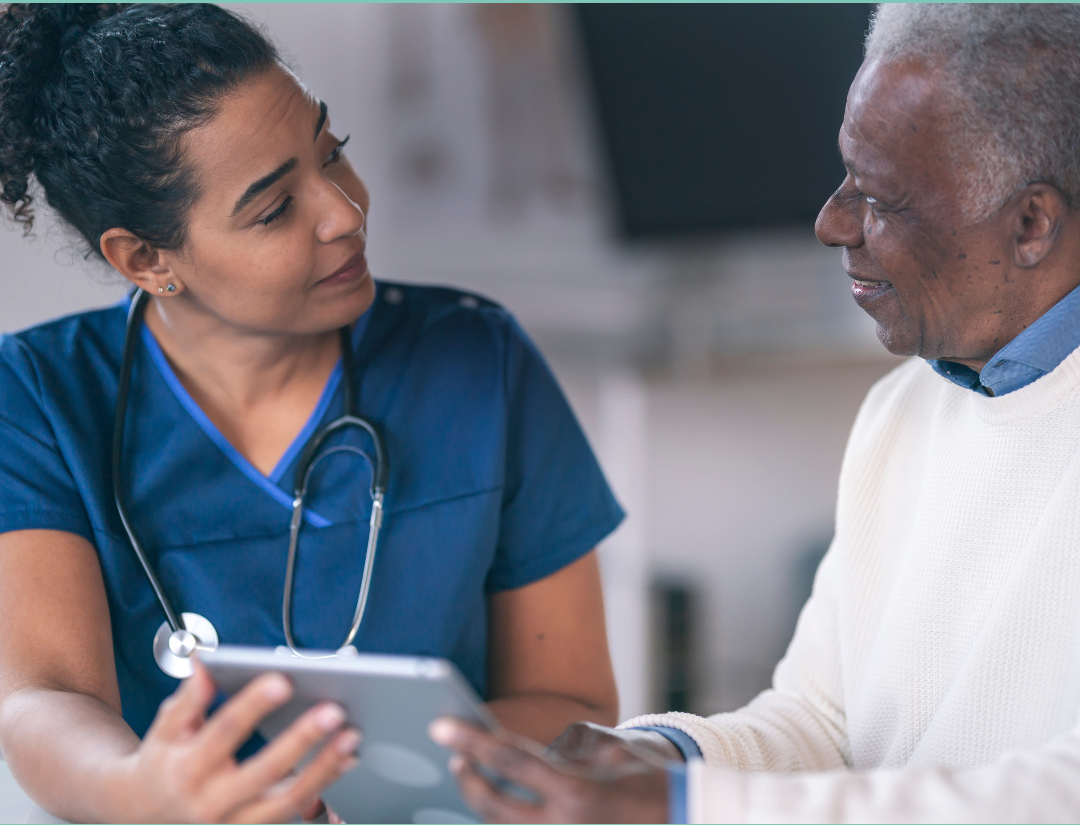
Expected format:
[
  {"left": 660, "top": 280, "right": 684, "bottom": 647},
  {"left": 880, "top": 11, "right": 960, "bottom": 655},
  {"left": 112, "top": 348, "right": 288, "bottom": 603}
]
[{"left": 112, "top": 290, "right": 388, "bottom": 679}]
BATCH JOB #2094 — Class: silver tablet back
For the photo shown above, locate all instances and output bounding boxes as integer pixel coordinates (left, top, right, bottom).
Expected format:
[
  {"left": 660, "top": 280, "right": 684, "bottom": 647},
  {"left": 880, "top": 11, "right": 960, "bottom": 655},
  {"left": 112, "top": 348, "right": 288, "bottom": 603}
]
[{"left": 203, "top": 645, "right": 494, "bottom": 824}]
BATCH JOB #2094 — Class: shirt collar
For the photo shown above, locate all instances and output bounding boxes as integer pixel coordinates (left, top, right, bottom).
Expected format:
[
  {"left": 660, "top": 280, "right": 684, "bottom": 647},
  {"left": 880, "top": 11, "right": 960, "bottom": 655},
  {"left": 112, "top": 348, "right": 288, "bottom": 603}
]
[{"left": 928, "top": 281, "right": 1080, "bottom": 396}]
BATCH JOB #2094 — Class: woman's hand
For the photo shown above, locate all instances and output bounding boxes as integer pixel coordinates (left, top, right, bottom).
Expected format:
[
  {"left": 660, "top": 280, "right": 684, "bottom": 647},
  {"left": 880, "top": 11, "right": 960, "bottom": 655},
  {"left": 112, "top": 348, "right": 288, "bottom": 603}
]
[
  {"left": 109, "top": 659, "right": 360, "bottom": 823},
  {"left": 430, "top": 719, "right": 669, "bottom": 824}
]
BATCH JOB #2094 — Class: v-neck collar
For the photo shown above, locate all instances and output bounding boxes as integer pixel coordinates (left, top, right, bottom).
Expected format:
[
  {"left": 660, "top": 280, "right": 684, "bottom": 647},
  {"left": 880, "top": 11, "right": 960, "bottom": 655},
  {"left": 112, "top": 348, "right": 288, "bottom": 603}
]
[
  {"left": 265, "top": 364, "right": 342, "bottom": 485},
  {"left": 138, "top": 309, "right": 373, "bottom": 528}
]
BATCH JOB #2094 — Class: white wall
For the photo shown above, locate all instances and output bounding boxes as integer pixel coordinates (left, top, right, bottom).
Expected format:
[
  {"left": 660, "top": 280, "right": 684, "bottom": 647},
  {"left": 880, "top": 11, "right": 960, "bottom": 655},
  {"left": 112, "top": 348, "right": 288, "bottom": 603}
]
[
  {"left": 0, "top": 221, "right": 125, "bottom": 332},
  {"left": 645, "top": 358, "right": 897, "bottom": 711}
]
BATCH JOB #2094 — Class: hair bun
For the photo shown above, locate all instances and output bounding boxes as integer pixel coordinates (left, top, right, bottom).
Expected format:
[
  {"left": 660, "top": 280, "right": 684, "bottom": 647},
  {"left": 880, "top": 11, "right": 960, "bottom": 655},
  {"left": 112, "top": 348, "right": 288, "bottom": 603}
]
[
  {"left": 0, "top": 4, "right": 123, "bottom": 232},
  {"left": 57, "top": 5, "right": 117, "bottom": 54},
  {"left": 1, "top": 3, "right": 277, "bottom": 247},
  {"left": 1, "top": 5, "right": 122, "bottom": 89}
]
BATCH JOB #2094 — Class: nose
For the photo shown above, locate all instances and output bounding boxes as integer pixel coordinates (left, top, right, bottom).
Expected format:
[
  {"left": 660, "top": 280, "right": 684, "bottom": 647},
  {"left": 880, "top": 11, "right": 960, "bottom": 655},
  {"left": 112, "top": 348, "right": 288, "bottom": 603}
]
[
  {"left": 815, "top": 175, "right": 863, "bottom": 250},
  {"left": 315, "top": 179, "right": 366, "bottom": 245}
]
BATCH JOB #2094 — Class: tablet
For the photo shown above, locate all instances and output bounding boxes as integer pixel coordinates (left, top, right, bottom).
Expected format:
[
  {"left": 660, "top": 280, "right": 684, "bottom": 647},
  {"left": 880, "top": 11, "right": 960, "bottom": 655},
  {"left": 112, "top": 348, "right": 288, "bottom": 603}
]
[{"left": 202, "top": 645, "right": 493, "bottom": 824}]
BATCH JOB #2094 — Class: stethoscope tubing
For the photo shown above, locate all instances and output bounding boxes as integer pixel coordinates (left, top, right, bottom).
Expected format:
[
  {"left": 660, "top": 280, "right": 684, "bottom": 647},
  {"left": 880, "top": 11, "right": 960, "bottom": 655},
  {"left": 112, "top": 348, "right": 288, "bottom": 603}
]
[
  {"left": 112, "top": 288, "right": 389, "bottom": 674},
  {"left": 284, "top": 455, "right": 384, "bottom": 655},
  {"left": 113, "top": 290, "right": 184, "bottom": 634}
]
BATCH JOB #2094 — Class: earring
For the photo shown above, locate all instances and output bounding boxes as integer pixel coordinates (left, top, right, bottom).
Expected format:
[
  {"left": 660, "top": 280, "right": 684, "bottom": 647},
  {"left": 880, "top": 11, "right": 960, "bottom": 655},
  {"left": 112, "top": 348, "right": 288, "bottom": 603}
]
[
  {"left": 157, "top": 284, "right": 176, "bottom": 295},
  {"left": 157, "top": 287, "right": 163, "bottom": 294}
]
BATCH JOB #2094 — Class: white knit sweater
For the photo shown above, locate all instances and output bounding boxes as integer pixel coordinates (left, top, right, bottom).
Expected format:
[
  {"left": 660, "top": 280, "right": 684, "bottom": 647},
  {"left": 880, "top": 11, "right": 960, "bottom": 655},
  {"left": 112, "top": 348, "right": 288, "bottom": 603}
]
[{"left": 623, "top": 351, "right": 1080, "bottom": 823}]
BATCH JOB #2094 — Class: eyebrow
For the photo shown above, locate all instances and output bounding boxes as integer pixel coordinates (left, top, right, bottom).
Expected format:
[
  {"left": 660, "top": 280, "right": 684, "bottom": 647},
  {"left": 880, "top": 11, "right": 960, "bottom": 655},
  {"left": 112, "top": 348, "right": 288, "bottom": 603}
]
[
  {"left": 838, "top": 147, "right": 860, "bottom": 178},
  {"left": 230, "top": 102, "right": 329, "bottom": 218},
  {"left": 231, "top": 158, "right": 298, "bottom": 216},
  {"left": 837, "top": 135, "right": 852, "bottom": 167}
]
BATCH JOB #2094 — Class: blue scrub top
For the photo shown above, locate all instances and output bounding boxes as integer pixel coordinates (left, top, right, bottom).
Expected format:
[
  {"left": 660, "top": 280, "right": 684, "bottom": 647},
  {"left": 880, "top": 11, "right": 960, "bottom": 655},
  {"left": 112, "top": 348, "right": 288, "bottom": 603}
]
[{"left": 0, "top": 281, "right": 623, "bottom": 739}]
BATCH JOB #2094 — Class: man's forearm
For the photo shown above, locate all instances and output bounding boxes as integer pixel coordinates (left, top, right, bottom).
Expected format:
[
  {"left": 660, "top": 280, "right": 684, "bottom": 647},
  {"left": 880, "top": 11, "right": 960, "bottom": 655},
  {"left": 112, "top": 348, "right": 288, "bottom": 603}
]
[
  {"left": 0, "top": 687, "right": 140, "bottom": 823},
  {"left": 689, "top": 722, "right": 1080, "bottom": 824}
]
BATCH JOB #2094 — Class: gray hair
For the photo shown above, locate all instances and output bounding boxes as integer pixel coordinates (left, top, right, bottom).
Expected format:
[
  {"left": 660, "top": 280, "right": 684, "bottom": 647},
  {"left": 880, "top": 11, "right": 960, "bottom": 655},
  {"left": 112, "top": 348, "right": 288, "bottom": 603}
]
[{"left": 865, "top": 4, "right": 1080, "bottom": 221}]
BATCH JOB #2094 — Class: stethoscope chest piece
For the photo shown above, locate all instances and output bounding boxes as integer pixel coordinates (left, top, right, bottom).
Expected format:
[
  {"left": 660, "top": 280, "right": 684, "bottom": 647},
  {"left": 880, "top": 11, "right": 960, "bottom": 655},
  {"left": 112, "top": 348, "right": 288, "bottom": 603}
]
[
  {"left": 115, "top": 291, "right": 388, "bottom": 676},
  {"left": 153, "top": 612, "right": 219, "bottom": 679}
]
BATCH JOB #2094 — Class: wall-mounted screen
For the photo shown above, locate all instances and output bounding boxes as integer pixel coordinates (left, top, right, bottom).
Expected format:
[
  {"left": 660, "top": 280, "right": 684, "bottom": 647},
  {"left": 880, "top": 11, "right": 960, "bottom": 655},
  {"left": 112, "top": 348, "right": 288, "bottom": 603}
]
[{"left": 575, "top": 4, "right": 873, "bottom": 239}]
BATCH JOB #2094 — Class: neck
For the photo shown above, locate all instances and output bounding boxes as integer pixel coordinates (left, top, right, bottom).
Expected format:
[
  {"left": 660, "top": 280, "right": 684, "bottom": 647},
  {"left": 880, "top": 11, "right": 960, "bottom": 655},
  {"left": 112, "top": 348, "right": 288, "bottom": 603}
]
[
  {"left": 943, "top": 268, "right": 1080, "bottom": 376},
  {"left": 950, "top": 356, "right": 989, "bottom": 372},
  {"left": 144, "top": 295, "right": 340, "bottom": 411}
]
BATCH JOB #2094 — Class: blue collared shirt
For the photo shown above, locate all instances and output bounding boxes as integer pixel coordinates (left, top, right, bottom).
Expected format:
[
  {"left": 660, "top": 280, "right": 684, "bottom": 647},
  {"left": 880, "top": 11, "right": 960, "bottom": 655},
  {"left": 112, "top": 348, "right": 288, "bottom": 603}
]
[{"left": 930, "top": 283, "right": 1080, "bottom": 395}]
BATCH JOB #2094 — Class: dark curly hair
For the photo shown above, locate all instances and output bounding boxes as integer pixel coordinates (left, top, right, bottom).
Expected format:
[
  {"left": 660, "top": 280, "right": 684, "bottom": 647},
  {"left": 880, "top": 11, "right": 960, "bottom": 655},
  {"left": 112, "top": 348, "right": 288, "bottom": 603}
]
[{"left": 0, "top": 3, "right": 278, "bottom": 257}]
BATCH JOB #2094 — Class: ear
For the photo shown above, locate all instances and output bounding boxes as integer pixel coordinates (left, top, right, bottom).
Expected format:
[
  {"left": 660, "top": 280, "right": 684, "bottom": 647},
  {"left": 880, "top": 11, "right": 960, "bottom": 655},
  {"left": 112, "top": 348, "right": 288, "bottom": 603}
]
[
  {"left": 99, "top": 229, "right": 185, "bottom": 296},
  {"left": 1010, "top": 184, "right": 1067, "bottom": 269}
]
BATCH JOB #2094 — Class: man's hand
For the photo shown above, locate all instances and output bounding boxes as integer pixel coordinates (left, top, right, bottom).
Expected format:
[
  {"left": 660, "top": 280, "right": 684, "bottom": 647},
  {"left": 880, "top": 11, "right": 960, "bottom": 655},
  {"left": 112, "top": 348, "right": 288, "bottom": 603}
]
[
  {"left": 430, "top": 719, "right": 670, "bottom": 824},
  {"left": 548, "top": 722, "right": 683, "bottom": 767}
]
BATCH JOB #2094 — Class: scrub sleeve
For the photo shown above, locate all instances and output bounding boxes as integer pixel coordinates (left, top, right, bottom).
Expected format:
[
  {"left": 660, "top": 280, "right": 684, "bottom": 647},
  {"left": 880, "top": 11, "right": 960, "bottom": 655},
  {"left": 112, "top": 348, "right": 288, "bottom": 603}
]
[
  {"left": 0, "top": 336, "right": 95, "bottom": 541},
  {"left": 487, "top": 315, "right": 623, "bottom": 592}
]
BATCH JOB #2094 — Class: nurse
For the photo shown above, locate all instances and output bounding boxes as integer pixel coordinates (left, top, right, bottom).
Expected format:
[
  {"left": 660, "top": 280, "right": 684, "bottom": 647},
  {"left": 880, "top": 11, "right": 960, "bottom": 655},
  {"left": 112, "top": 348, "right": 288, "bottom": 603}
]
[{"left": 0, "top": 5, "right": 622, "bottom": 822}]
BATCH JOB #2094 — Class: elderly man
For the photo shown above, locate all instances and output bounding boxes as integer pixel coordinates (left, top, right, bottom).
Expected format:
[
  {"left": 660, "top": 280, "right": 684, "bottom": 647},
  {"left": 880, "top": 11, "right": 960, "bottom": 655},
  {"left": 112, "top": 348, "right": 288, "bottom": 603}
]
[{"left": 431, "top": 4, "right": 1080, "bottom": 822}]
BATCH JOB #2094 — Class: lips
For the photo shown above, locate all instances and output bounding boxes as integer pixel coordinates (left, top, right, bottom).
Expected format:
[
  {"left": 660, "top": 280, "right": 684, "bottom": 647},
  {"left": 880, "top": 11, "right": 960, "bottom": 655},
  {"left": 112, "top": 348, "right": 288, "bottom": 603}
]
[
  {"left": 317, "top": 249, "right": 368, "bottom": 288},
  {"left": 848, "top": 273, "right": 894, "bottom": 306}
]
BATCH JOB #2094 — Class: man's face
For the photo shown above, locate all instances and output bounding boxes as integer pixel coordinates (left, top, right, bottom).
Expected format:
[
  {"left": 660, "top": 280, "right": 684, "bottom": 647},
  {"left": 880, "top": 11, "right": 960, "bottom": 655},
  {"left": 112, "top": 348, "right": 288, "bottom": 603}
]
[{"left": 815, "top": 58, "right": 1022, "bottom": 366}]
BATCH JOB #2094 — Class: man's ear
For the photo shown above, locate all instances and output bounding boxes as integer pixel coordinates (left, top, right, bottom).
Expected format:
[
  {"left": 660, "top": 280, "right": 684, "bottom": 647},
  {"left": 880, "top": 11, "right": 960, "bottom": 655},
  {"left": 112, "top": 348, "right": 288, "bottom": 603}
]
[
  {"left": 99, "top": 228, "right": 184, "bottom": 295},
  {"left": 1011, "top": 184, "right": 1067, "bottom": 269}
]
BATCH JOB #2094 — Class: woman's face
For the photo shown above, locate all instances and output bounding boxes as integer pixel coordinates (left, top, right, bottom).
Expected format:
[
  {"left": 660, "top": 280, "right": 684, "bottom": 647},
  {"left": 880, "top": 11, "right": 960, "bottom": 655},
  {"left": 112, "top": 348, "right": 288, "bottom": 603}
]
[{"left": 163, "top": 64, "right": 374, "bottom": 336}]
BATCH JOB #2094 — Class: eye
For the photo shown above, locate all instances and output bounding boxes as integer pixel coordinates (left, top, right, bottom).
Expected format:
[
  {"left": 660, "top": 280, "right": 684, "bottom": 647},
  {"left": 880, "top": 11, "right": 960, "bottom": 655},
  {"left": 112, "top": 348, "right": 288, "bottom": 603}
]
[
  {"left": 865, "top": 195, "right": 878, "bottom": 205},
  {"left": 258, "top": 195, "right": 293, "bottom": 227},
  {"left": 325, "top": 135, "right": 350, "bottom": 166}
]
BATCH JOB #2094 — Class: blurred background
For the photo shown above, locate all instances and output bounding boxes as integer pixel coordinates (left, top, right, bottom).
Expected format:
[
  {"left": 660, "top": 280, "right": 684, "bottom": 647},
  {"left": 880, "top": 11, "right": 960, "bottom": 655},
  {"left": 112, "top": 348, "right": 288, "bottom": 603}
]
[{"left": 0, "top": 4, "right": 898, "bottom": 726}]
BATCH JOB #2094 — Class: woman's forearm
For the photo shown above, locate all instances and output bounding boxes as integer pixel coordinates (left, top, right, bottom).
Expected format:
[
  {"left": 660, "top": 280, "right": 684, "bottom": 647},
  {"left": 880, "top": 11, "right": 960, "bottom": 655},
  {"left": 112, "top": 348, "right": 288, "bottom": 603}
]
[
  {"left": 0, "top": 686, "right": 140, "bottom": 823},
  {"left": 487, "top": 692, "right": 619, "bottom": 746},
  {"left": 486, "top": 553, "right": 620, "bottom": 747}
]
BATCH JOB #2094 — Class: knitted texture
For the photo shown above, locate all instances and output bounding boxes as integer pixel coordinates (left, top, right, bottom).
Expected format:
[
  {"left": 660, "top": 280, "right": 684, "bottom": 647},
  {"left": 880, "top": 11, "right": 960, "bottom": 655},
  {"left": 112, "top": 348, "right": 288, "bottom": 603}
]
[{"left": 622, "top": 350, "right": 1080, "bottom": 821}]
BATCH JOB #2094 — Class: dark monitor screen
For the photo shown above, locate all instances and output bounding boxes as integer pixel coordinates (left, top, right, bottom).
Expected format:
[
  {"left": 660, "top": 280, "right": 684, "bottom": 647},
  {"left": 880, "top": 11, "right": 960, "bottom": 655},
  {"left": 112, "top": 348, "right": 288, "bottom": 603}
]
[{"left": 575, "top": 4, "right": 873, "bottom": 239}]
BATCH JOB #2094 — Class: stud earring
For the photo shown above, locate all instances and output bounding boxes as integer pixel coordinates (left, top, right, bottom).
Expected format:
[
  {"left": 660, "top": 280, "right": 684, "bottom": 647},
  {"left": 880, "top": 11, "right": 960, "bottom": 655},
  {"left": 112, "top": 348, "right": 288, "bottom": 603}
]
[
  {"left": 166, "top": 284, "right": 176, "bottom": 293},
  {"left": 157, "top": 287, "right": 163, "bottom": 294}
]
